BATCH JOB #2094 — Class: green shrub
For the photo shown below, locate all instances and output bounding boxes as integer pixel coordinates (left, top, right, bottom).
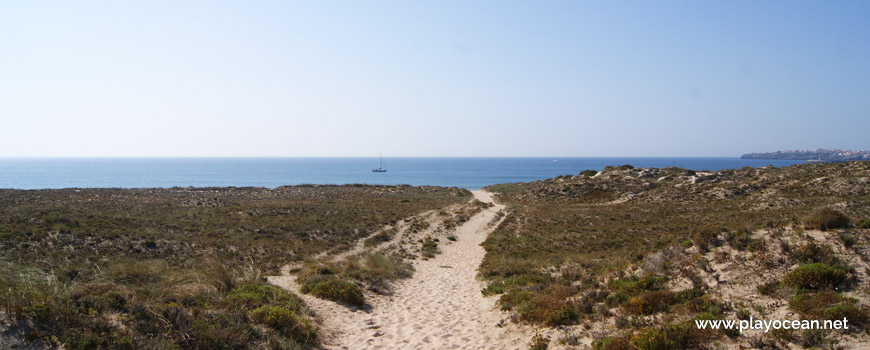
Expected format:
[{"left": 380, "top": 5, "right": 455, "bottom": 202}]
[
  {"left": 790, "top": 291, "right": 846, "bottom": 315},
  {"left": 605, "top": 293, "right": 630, "bottom": 307},
  {"left": 675, "top": 288, "right": 704, "bottom": 303},
  {"left": 546, "top": 304, "right": 581, "bottom": 326},
  {"left": 790, "top": 291, "right": 869, "bottom": 329},
  {"left": 682, "top": 294, "right": 728, "bottom": 317},
  {"left": 790, "top": 242, "right": 837, "bottom": 265},
  {"left": 609, "top": 275, "right": 667, "bottom": 296},
  {"left": 482, "top": 273, "right": 550, "bottom": 296},
  {"left": 630, "top": 323, "right": 691, "bottom": 350},
  {"left": 804, "top": 208, "right": 850, "bottom": 231},
  {"left": 783, "top": 263, "right": 848, "bottom": 290},
  {"left": 623, "top": 290, "right": 676, "bottom": 315},
  {"left": 823, "top": 303, "right": 868, "bottom": 327},
  {"left": 298, "top": 253, "right": 413, "bottom": 294},
  {"left": 592, "top": 335, "right": 632, "bottom": 350},
  {"left": 499, "top": 290, "right": 536, "bottom": 311},
  {"left": 300, "top": 278, "right": 365, "bottom": 307},
  {"left": 346, "top": 253, "right": 414, "bottom": 292},
  {"left": 227, "top": 283, "right": 303, "bottom": 311},
  {"left": 858, "top": 218, "right": 870, "bottom": 229},
  {"left": 250, "top": 305, "right": 317, "bottom": 343}
]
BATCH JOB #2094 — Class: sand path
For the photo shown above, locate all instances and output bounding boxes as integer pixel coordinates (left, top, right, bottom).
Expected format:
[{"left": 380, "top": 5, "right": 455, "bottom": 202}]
[{"left": 269, "top": 190, "right": 535, "bottom": 349}]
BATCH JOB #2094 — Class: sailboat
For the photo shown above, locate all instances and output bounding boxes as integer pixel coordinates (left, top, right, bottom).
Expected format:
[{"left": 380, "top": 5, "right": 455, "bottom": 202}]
[{"left": 372, "top": 154, "right": 387, "bottom": 172}]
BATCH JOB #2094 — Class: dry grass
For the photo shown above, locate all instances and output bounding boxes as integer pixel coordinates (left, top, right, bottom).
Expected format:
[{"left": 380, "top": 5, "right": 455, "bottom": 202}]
[
  {"left": 0, "top": 184, "right": 468, "bottom": 349},
  {"left": 484, "top": 161, "right": 870, "bottom": 348}
]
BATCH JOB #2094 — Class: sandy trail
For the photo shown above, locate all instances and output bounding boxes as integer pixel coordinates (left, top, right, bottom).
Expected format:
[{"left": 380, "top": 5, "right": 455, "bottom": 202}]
[{"left": 269, "top": 190, "right": 534, "bottom": 349}]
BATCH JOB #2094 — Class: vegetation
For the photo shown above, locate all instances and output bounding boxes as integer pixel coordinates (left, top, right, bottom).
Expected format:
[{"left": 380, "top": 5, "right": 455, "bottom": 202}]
[
  {"left": 484, "top": 161, "right": 870, "bottom": 348},
  {"left": 0, "top": 185, "right": 469, "bottom": 348},
  {"left": 1, "top": 257, "right": 314, "bottom": 349},
  {"left": 804, "top": 208, "right": 851, "bottom": 231},
  {"left": 783, "top": 263, "right": 850, "bottom": 291},
  {"left": 789, "top": 291, "right": 868, "bottom": 330},
  {"left": 299, "top": 279, "right": 365, "bottom": 307},
  {"left": 296, "top": 252, "right": 414, "bottom": 304},
  {"left": 528, "top": 332, "right": 550, "bottom": 350}
]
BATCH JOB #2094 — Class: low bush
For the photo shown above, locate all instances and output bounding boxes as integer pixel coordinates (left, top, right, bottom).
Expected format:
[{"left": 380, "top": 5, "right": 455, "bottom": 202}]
[
  {"left": 501, "top": 284, "right": 579, "bottom": 326},
  {"left": 630, "top": 323, "right": 692, "bottom": 350},
  {"left": 824, "top": 303, "right": 868, "bottom": 327},
  {"left": 790, "top": 242, "right": 838, "bottom": 265},
  {"left": 609, "top": 275, "right": 667, "bottom": 296},
  {"left": 592, "top": 334, "right": 632, "bottom": 350},
  {"left": 227, "top": 283, "right": 303, "bottom": 311},
  {"left": 299, "top": 253, "right": 413, "bottom": 294},
  {"left": 790, "top": 291, "right": 869, "bottom": 330},
  {"left": 300, "top": 278, "right": 365, "bottom": 307},
  {"left": 804, "top": 208, "right": 850, "bottom": 231},
  {"left": 783, "top": 263, "right": 848, "bottom": 290},
  {"left": 605, "top": 293, "right": 630, "bottom": 308},
  {"left": 251, "top": 305, "right": 317, "bottom": 343},
  {"left": 790, "top": 291, "right": 846, "bottom": 315},
  {"left": 482, "top": 273, "right": 550, "bottom": 296},
  {"left": 623, "top": 290, "right": 676, "bottom": 315}
]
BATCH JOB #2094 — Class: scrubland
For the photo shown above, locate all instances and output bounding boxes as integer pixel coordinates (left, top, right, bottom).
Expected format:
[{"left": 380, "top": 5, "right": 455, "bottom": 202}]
[
  {"left": 484, "top": 162, "right": 870, "bottom": 349},
  {"left": 0, "top": 185, "right": 470, "bottom": 349}
]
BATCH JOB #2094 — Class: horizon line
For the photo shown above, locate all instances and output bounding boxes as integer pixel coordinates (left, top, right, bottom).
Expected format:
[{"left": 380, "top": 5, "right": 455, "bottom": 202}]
[{"left": 0, "top": 155, "right": 755, "bottom": 159}]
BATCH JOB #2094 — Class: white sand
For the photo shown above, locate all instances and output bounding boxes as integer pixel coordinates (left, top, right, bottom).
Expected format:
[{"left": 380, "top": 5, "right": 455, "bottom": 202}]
[{"left": 269, "top": 190, "right": 535, "bottom": 349}]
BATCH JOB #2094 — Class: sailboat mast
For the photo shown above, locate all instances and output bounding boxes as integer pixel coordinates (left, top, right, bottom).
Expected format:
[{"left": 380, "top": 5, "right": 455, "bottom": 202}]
[{"left": 373, "top": 153, "right": 387, "bottom": 172}]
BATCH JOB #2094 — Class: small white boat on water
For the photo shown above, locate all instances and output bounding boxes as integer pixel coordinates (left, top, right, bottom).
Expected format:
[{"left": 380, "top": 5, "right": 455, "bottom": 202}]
[{"left": 372, "top": 154, "right": 387, "bottom": 173}]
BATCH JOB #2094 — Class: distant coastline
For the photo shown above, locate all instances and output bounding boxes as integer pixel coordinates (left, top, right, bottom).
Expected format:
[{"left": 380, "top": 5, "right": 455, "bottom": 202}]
[{"left": 741, "top": 149, "right": 870, "bottom": 163}]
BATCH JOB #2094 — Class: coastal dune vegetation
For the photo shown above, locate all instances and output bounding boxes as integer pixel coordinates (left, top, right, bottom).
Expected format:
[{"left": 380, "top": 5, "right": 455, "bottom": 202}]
[
  {"left": 484, "top": 161, "right": 870, "bottom": 349},
  {"left": 0, "top": 185, "right": 470, "bottom": 349}
]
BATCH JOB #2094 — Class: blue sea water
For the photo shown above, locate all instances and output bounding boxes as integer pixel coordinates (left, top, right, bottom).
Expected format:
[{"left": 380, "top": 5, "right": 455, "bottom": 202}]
[{"left": 0, "top": 157, "right": 805, "bottom": 190}]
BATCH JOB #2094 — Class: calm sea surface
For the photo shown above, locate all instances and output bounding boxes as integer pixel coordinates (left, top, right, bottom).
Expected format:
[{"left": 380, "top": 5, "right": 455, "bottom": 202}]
[{"left": 0, "top": 158, "right": 804, "bottom": 190}]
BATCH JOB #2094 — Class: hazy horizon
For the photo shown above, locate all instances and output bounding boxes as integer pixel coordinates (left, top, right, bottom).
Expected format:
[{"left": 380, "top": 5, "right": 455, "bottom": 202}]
[
  {"left": 0, "top": 154, "right": 862, "bottom": 159},
  {"left": 2, "top": 1, "right": 868, "bottom": 157}
]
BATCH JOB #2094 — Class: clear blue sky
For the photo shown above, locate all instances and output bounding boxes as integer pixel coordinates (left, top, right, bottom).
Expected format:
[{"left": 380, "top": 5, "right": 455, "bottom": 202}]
[{"left": 1, "top": 1, "right": 868, "bottom": 157}]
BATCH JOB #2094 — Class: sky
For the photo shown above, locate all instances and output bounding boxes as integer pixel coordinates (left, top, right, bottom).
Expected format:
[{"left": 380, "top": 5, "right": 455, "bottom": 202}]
[{"left": 1, "top": 1, "right": 868, "bottom": 157}]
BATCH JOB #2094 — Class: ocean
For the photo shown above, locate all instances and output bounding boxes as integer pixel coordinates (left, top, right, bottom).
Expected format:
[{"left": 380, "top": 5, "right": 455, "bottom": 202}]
[{"left": 0, "top": 157, "right": 805, "bottom": 190}]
